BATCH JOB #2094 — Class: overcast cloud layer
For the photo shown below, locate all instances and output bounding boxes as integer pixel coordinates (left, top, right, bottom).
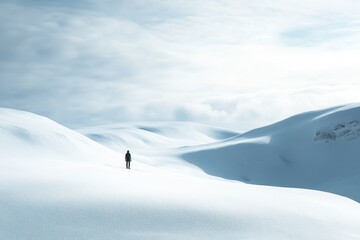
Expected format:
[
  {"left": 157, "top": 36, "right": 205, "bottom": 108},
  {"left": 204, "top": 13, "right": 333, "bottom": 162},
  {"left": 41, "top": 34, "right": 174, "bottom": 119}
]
[{"left": 1, "top": 0, "right": 360, "bottom": 131}]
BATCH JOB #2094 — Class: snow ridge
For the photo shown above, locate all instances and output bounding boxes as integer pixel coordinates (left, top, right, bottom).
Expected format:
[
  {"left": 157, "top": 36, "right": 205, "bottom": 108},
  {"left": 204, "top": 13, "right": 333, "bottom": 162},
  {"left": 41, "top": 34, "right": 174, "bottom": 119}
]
[{"left": 180, "top": 104, "right": 360, "bottom": 202}]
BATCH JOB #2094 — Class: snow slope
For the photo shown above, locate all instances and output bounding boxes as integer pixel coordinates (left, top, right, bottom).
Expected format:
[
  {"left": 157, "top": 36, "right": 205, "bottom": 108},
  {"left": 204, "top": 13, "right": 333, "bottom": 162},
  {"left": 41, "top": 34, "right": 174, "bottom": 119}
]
[
  {"left": 181, "top": 104, "right": 360, "bottom": 201},
  {"left": 0, "top": 108, "right": 118, "bottom": 162},
  {"left": 1, "top": 107, "right": 360, "bottom": 239}
]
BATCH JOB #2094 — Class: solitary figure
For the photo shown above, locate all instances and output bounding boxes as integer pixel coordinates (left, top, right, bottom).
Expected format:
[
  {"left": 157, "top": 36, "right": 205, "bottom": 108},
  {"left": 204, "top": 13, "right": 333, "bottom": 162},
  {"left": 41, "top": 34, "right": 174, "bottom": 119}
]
[{"left": 125, "top": 150, "right": 131, "bottom": 169}]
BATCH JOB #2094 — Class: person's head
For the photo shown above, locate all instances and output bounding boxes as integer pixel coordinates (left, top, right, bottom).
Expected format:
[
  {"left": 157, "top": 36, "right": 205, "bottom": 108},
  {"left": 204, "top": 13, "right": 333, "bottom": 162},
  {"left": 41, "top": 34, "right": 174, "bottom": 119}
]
[{"left": 127, "top": 150, "right": 129, "bottom": 153}]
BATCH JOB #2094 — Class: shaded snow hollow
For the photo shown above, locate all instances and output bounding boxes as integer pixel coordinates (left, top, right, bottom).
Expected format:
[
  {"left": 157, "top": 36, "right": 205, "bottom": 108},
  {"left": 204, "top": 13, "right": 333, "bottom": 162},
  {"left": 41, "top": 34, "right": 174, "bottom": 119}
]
[{"left": 1, "top": 106, "right": 360, "bottom": 240}]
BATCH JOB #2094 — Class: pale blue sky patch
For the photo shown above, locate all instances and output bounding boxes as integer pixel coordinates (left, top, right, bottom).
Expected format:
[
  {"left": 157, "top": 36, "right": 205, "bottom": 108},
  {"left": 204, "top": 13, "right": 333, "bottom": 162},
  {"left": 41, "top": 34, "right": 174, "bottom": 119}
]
[{"left": 280, "top": 21, "right": 356, "bottom": 47}]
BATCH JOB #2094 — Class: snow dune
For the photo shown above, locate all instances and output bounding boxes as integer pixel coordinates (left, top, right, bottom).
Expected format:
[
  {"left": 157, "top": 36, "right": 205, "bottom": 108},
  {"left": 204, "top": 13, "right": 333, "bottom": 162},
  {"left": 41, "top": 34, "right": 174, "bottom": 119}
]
[
  {"left": 79, "top": 122, "right": 240, "bottom": 152},
  {"left": 0, "top": 108, "right": 118, "bottom": 162},
  {"left": 1, "top": 107, "right": 360, "bottom": 239},
  {"left": 180, "top": 104, "right": 360, "bottom": 201}
]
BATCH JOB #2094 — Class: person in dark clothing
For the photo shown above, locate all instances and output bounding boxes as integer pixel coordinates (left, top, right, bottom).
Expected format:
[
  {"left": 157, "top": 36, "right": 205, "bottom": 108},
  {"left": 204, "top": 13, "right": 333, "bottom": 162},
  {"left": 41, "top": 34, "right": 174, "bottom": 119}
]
[{"left": 125, "top": 150, "right": 131, "bottom": 169}]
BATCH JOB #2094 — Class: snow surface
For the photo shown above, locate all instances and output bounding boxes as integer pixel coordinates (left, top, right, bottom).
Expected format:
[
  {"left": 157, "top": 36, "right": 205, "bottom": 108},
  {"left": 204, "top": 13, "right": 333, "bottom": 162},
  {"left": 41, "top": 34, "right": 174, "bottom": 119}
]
[
  {"left": 79, "top": 122, "right": 240, "bottom": 175},
  {"left": 1, "top": 107, "right": 360, "bottom": 239},
  {"left": 180, "top": 104, "right": 360, "bottom": 201}
]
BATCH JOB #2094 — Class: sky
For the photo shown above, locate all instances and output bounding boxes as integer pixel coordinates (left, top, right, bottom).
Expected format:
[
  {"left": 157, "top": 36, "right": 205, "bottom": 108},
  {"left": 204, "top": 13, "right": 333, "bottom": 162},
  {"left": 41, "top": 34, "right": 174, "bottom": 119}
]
[{"left": 1, "top": 0, "right": 360, "bottom": 131}]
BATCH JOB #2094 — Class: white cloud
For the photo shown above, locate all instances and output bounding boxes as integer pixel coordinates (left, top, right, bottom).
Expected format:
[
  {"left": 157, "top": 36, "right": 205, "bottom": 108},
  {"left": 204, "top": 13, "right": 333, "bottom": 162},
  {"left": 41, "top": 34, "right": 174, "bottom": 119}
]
[{"left": 0, "top": 0, "right": 359, "bottom": 131}]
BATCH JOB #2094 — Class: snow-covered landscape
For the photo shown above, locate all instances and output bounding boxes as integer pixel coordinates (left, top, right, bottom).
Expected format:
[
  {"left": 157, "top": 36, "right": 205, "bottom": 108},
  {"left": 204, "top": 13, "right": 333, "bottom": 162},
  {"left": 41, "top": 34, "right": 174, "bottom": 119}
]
[
  {"left": 1, "top": 104, "right": 360, "bottom": 239},
  {"left": 2, "top": 0, "right": 360, "bottom": 239}
]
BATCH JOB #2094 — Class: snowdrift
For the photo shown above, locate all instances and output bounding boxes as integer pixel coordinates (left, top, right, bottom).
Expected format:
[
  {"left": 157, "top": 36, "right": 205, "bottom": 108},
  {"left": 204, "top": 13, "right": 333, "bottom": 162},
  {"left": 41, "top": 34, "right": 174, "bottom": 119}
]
[
  {"left": 181, "top": 104, "right": 360, "bottom": 201},
  {"left": 0, "top": 108, "right": 118, "bottom": 162},
  {"left": 1, "top": 107, "right": 360, "bottom": 240}
]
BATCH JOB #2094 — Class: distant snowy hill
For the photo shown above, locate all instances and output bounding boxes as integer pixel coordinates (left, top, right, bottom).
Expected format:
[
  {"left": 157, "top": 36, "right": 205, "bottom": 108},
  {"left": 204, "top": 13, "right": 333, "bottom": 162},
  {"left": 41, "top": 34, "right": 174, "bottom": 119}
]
[
  {"left": 1, "top": 107, "right": 360, "bottom": 240},
  {"left": 79, "top": 122, "right": 239, "bottom": 151},
  {"left": 180, "top": 104, "right": 360, "bottom": 201}
]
